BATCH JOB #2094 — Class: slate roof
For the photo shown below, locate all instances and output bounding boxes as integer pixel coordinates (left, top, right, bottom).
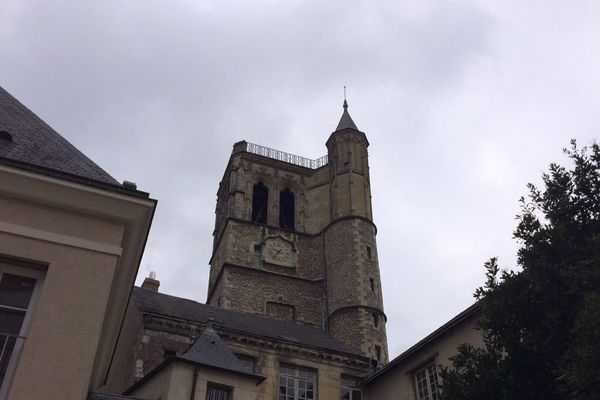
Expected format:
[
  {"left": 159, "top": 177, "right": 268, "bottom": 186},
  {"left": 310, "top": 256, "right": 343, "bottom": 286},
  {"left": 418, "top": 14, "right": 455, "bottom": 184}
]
[
  {"left": 180, "top": 321, "right": 256, "bottom": 375},
  {"left": 132, "top": 287, "right": 353, "bottom": 355},
  {"left": 0, "top": 86, "right": 119, "bottom": 185},
  {"left": 335, "top": 99, "right": 359, "bottom": 131}
]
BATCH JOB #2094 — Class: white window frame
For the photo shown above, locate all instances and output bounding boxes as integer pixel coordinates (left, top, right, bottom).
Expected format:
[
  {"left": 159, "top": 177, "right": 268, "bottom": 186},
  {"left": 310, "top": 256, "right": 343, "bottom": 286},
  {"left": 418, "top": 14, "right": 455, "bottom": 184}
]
[
  {"left": 279, "top": 363, "right": 317, "bottom": 400},
  {"left": 0, "top": 261, "right": 45, "bottom": 400},
  {"left": 413, "top": 363, "right": 440, "bottom": 400},
  {"left": 341, "top": 375, "right": 362, "bottom": 400}
]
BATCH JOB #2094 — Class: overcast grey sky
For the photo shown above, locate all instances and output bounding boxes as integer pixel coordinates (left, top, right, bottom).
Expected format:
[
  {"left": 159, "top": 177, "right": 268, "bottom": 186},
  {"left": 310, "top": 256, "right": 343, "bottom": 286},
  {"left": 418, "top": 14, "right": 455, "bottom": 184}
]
[{"left": 1, "top": 0, "right": 599, "bottom": 358}]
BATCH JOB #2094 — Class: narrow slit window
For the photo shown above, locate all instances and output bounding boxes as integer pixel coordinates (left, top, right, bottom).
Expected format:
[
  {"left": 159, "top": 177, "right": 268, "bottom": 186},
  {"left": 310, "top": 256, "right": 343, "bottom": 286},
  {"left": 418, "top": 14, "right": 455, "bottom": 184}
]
[
  {"left": 372, "top": 312, "right": 379, "bottom": 328},
  {"left": 279, "top": 188, "right": 295, "bottom": 230},
  {"left": 251, "top": 182, "right": 268, "bottom": 224},
  {"left": 369, "top": 278, "right": 375, "bottom": 293},
  {"left": 374, "top": 345, "right": 382, "bottom": 361},
  {"left": 366, "top": 246, "right": 372, "bottom": 260}
]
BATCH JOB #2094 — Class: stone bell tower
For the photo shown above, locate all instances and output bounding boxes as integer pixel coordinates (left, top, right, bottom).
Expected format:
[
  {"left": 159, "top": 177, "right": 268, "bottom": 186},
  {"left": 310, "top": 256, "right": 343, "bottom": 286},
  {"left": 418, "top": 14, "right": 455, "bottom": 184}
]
[
  {"left": 207, "top": 100, "right": 388, "bottom": 365},
  {"left": 324, "top": 100, "right": 388, "bottom": 366}
]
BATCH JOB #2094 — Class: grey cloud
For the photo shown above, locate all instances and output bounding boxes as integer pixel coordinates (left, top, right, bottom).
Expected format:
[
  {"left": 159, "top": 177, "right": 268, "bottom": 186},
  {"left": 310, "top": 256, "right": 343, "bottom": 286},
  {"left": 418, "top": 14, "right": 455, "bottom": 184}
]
[{"left": 1, "top": 0, "right": 598, "bottom": 358}]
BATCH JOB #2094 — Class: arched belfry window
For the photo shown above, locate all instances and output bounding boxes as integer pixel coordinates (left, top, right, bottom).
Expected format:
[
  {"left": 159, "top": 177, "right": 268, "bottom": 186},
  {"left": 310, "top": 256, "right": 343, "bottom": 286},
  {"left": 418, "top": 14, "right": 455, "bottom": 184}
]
[
  {"left": 279, "top": 188, "right": 295, "bottom": 230},
  {"left": 251, "top": 182, "right": 268, "bottom": 224}
]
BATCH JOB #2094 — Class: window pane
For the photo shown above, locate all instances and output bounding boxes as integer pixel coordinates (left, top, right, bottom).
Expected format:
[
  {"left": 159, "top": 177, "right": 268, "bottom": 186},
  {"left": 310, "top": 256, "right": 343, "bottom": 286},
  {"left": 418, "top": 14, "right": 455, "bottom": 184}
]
[
  {"left": 0, "top": 274, "right": 36, "bottom": 309},
  {"left": 280, "top": 365, "right": 316, "bottom": 400},
  {"left": 0, "top": 334, "right": 17, "bottom": 387},
  {"left": 236, "top": 354, "right": 255, "bottom": 373},
  {"left": 206, "top": 384, "right": 230, "bottom": 400},
  {"left": 0, "top": 309, "right": 26, "bottom": 335}
]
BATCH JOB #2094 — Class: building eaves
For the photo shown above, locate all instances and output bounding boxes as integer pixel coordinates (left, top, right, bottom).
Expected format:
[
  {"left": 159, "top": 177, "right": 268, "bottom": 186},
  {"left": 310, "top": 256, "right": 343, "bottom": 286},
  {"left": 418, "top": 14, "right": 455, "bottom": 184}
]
[
  {"left": 131, "top": 287, "right": 355, "bottom": 355},
  {"left": 123, "top": 355, "right": 265, "bottom": 396},
  {"left": 362, "top": 302, "right": 481, "bottom": 387},
  {"left": 0, "top": 86, "right": 148, "bottom": 198},
  {"left": 89, "top": 393, "right": 144, "bottom": 400}
]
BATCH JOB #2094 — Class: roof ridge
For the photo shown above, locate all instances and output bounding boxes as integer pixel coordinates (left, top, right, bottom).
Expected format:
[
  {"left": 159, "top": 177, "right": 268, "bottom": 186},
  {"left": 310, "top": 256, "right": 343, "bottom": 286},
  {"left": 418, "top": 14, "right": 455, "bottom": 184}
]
[
  {"left": 0, "top": 86, "right": 119, "bottom": 185},
  {"left": 131, "top": 286, "right": 355, "bottom": 355}
]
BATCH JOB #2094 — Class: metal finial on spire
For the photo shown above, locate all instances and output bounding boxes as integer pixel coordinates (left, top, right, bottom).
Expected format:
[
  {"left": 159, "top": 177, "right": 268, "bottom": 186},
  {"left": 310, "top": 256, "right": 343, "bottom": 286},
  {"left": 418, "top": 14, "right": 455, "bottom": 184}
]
[{"left": 336, "top": 85, "right": 358, "bottom": 131}]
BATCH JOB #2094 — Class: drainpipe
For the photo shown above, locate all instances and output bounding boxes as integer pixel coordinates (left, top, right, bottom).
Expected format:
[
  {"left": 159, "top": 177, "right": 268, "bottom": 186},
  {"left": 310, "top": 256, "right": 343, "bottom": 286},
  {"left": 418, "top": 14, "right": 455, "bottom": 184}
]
[{"left": 190, "top": 366, "right": 198, "bottom": 400}]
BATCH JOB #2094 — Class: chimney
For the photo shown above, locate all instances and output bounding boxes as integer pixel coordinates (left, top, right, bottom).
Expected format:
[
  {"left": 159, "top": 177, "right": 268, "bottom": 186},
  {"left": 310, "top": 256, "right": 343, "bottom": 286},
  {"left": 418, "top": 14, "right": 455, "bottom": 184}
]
[{"left": 142, "top": 271, "right": 160, "bottom": 292}]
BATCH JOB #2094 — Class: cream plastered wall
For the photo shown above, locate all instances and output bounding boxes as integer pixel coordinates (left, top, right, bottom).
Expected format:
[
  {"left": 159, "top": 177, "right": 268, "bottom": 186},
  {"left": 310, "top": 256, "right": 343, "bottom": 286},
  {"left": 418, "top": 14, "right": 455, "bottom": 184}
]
[
  {"left": 128, "top": 362, "right": 173, "bottom": 399},
  {"left": 227, "top": 342, "right": 367, "bottom": 400},
  {"left": 130, "top": 363, "right": 261, "bottom": 400},
  {"left": 364, "top": 312, "right": 483, "bottom": 400},
  {"left": 0, "top": 194, "right": 126, "bottom": 400}
]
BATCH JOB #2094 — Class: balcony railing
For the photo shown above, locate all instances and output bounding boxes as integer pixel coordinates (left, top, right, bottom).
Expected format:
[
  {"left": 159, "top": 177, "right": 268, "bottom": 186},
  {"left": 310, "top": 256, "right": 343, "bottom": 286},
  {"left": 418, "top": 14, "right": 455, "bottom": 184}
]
[{"left": 234, "top": 141, "right": 328, "bottom": 169}]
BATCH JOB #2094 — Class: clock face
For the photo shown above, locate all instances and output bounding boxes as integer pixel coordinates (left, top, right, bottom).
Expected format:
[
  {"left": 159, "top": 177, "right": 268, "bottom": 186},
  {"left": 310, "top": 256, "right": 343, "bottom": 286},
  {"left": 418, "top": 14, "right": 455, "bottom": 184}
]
[{"left": 264, "top": 237, "right": 294, "bottom": 266}]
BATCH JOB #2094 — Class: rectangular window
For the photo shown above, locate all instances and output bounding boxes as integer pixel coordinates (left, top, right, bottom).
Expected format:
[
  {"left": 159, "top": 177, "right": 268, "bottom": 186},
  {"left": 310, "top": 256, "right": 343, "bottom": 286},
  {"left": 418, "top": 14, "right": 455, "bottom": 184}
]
[
  {"left": 0, "top": 261, "right": 44, "bottom": 399},
  {"left": 414, "top": 364, "right": 439, "bottom": 400},
  {"left": 341, "top": 376, "right": 362, "bottom": 400},
  {"left": 366, "top": 246, "right": 372, "bottom": 260},
  {"left": 266, "top": 302, "right": 295, "bottom": 321},
  {"left": 206, "top": 382, "right": 232, "bottom": 400},
  {"left": 372, "top": 313, "right": 379, "bottom": 328},
  {"left": 235, "top": 354, "right": 255, "bottom": 373},
  {"left": 279, "top": 364, "right": 316, "bottom": 400}
]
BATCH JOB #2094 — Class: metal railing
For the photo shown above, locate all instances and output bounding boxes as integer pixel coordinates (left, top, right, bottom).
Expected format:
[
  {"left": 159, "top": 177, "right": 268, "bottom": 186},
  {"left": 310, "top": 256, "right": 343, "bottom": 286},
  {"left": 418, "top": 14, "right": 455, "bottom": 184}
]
[
  {"left": 236, "top": 141, "right": 328, "bottom": 169},
  {"left": 1, "top": 332, "right": 24, "bottom": 386}
]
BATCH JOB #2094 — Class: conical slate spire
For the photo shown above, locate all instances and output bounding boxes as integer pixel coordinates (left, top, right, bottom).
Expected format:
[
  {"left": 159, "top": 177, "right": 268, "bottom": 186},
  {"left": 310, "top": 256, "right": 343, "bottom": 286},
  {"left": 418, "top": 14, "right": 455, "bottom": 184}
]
[
  {"left": 335, "top": 99, "right": 359, "bottom": 131},
  {"left": 179, "top": 319, "right": 251, "bottom": 375}
]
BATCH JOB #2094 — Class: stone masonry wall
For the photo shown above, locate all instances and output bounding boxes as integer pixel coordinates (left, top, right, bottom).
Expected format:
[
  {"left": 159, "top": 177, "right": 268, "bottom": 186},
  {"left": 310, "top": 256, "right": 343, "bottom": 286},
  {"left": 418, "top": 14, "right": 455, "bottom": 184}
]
[
  {"left": 222, "top": 266, "right": 325, "bottom": 326},
  {"left": 324, "top": 218, "right": 388, "bottom": 360}
]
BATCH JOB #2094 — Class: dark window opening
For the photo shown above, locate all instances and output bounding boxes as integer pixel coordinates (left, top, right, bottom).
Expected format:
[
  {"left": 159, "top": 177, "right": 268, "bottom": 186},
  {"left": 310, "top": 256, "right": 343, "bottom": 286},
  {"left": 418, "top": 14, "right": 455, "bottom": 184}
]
[
  {"left": 163, "top": 349, "right": 176, "bottom": 360},
  {"left": 374, "top": 345, "right": 382, "bottom": 361},
  {"left": 369, "top": 278, "right": 375, "bottom": 293},
  {"left": 251, "top": 182, "right": 268, "bottom": 224},
  {"left": 370, "top": 359, "right": 379, "bottom": 372},
  {"left": 279, "top": 188, "right": 295, "bottom": 230},
  {"left": 206, "top": 382, "right": 232, "bottom": 400},
  {"left": 372, "top": 313, "right": 379, "bottom": 328},
  {"left": 366, "top": 246, "right": 372, "bottom": 260},
  {"left": 0, "top": 130, "right": 12, "bottom": 142}
]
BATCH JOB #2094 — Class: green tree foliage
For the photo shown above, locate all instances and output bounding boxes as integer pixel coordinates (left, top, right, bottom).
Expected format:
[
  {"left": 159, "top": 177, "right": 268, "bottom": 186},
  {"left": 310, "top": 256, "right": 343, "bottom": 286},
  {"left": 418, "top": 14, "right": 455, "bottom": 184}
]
[{"left": 440, "top": 140, "right": 600, "bottom": 400}]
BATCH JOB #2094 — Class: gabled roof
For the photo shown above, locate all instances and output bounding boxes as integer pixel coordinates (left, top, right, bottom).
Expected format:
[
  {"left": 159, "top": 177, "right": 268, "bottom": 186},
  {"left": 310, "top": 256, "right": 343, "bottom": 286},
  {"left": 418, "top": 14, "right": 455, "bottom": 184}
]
[
  {"left": 0, "top": 86, "right": 119, "bottom": 185},
  {"left": 132, "top": 287, "right": 354, "bottom": 355},
  {"left": 123, "top": 319, "right": 265, "bottom": 396},
  {"left": 362, "top": 303, "right": 481, "bottom": 386},
  {"left": 179, "top": 321, "right": 251, "bottom": 375},
  {"left": 335, "top": 99, "right": 359, "bottom": 131}
]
